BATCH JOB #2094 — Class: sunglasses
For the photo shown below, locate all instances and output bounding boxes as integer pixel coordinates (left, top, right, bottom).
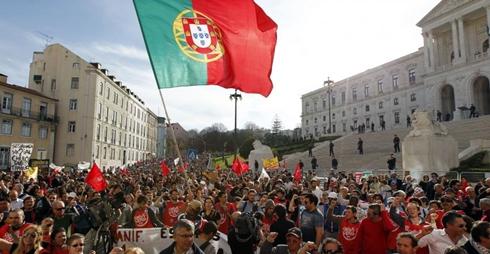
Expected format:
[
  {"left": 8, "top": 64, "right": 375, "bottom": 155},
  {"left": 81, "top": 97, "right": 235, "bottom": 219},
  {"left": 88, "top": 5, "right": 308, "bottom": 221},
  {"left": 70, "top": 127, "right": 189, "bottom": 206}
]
[
  {"left": 24, "top": 232, "right": 38, "bottom": 238},
  {"left": 71, "top": 243, "right": 84, "bottom": 247},
  {"left": 55, "top": 207, "right": 65, "bottom": 211}
]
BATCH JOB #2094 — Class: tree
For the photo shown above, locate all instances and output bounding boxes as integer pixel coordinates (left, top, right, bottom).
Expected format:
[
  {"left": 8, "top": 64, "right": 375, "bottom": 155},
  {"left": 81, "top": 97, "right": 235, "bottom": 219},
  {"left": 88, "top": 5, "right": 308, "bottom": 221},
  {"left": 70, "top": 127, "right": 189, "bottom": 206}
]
[
  {"left": 244, "top": 121, "right": 259, "bottom": 131},
  {"left": 271, "top": 114, "right": 282, "bottom": 135}
]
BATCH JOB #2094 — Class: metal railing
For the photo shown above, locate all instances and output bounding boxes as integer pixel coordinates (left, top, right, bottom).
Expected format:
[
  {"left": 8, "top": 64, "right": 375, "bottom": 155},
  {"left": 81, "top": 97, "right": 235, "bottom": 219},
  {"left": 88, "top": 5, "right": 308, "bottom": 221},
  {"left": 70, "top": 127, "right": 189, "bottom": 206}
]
[{"left": 0, "top": 107, "right": 58, "bottom": 123}]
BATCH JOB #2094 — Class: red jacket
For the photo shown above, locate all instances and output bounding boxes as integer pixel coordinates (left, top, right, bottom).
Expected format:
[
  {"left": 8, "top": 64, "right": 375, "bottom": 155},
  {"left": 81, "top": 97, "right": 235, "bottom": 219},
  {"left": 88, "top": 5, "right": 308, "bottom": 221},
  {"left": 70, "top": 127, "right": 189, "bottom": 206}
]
[{"left": 359, "top": 210, "right": 398, "bottom": 254}]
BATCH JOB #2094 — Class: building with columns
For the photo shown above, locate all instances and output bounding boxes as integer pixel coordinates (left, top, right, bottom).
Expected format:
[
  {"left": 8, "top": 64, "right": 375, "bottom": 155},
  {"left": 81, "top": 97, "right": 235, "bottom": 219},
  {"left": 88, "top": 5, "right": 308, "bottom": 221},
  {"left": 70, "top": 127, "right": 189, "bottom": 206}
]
[
  {"left": 28, "top": 44, "right": 159, "bottom": 169},
  {"left": 301, "top": 0, "right": 490, "bottom": 138}
]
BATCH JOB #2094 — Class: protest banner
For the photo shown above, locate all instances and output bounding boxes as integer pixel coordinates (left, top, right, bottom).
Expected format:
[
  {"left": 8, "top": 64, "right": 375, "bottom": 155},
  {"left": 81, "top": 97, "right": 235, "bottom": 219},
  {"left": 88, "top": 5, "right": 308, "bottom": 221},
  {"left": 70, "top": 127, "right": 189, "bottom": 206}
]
[
  {"left": 10, "top": 143, "right": 33, "bottom": 171},
  {"left": 116, "top": 228, "right": 231, "bottom": 254},
  {"left": 262, "top": 157, "right": 279, "bottom": 170}
]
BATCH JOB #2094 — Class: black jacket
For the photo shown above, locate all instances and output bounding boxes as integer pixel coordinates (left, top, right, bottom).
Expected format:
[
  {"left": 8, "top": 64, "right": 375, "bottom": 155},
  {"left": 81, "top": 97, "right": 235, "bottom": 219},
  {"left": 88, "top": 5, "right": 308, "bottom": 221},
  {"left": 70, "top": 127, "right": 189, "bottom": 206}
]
[
  {"left": 159, "top": 242, "right": 204, "bottom": 254},
  {"left": 462, "top": 241, "right": 480, "bottom": 254}
]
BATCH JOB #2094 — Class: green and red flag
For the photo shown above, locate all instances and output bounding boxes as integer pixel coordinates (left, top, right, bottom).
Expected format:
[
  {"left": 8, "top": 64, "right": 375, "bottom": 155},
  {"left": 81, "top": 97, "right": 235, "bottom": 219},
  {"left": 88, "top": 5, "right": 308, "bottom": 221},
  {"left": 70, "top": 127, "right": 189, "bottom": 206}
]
[{"left": 133, "top": 0, "right": 277, "bottom": 97}]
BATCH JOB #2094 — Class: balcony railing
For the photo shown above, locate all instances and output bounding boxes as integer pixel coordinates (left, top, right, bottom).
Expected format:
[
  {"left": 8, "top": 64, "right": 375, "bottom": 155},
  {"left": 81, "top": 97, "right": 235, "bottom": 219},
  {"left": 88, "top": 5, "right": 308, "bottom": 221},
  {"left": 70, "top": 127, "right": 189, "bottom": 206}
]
[{"left": 0, "top": 107, "right": 58, "bottom": 123}]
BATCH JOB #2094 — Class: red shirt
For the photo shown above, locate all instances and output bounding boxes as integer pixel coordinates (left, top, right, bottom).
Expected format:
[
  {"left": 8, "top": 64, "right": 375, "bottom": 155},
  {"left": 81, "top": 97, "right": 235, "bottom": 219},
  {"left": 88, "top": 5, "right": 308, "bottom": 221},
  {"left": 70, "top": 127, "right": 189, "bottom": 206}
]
[
  {"left": 0, "top": 223, "right": 31, "bottom": 242},
  {"left": 359, "top": 211, "right": 398, "bottom": 254},
  {"left": 338, "top": 219, "right": 360, "bottom": 254},
  {"left": 404, "top": 219, "right": 429, "bottom": 254},
  {"left": 162, "top": 201, "right": 186, "bottom": 227},
  {"left": 215, "top": 202, "right": 236, "bottom": 234},
  {"left": 133, "top": 208, "right": 154, "bottom": 228}
]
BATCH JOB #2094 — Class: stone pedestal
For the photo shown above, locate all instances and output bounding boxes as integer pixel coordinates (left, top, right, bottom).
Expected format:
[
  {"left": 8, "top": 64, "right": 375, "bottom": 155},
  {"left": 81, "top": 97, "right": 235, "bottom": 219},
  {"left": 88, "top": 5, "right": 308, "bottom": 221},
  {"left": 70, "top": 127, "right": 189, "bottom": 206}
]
[{"left": 402, "top": 135, "right": 459, "bottom": 181}]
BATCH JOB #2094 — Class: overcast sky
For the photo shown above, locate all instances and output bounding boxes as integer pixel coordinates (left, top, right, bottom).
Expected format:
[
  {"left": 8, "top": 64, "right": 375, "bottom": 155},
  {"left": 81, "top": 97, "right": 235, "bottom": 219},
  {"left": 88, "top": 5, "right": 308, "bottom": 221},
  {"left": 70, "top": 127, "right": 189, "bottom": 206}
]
[{"left": 0, "top": 0, "right": 440, "bottom": 131}]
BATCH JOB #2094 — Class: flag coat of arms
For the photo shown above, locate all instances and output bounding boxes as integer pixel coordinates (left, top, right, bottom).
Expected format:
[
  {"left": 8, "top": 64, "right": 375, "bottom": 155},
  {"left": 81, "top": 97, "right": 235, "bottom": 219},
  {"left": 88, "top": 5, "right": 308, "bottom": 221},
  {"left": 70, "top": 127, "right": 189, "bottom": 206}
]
[{"left": 133, "top": 0, "right": 277, "bottom": 97}]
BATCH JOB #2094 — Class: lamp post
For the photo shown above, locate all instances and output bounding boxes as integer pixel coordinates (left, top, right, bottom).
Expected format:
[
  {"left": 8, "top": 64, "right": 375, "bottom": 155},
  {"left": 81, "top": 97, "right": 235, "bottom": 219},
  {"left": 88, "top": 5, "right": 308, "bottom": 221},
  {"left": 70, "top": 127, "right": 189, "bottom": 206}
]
[
  {"left": 229, "top": 89, "right": 242, "bottom": 158},
  {"left": 324, "top": 77, "right": 334, "bottom": 134}
]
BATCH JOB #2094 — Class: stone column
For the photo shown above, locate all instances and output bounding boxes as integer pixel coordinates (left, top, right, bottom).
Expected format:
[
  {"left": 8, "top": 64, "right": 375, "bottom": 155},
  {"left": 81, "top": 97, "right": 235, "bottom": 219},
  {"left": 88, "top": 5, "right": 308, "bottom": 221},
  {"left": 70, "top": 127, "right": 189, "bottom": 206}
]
[
  {"left": 428, "top": 32, "right": 436, "bottom": 70},
  {"left": 423, "top": 33, "right": 431, "bottom": 70},
  {"left": 458, "top": 18, "right": 466, "bottom": 62},
  {"left": 451, "top": 20, "right": 460, "bottom": 63}
]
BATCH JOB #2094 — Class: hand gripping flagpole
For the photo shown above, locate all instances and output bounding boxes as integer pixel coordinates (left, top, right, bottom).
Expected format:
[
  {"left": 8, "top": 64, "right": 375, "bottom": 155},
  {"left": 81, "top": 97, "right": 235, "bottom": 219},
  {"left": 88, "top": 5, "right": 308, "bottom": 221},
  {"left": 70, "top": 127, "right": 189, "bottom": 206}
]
[{"left": 157, "top": 90, "right": 190, "bottom": 190}]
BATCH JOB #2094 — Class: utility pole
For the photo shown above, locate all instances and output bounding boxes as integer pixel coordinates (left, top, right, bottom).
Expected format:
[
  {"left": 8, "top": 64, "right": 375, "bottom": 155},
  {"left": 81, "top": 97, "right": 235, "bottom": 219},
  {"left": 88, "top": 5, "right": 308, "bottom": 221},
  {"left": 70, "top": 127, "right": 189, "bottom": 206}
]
[{"left": 324, "top": 77, "right": 334, "bottom": 134}]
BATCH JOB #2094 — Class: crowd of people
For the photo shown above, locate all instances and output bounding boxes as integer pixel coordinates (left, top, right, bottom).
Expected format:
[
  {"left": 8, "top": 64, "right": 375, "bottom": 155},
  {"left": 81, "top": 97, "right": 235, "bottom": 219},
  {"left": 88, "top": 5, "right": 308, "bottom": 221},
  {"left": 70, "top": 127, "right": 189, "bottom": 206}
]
[{"left": 0, "top": 155, "right": 488, "bottom": 254}]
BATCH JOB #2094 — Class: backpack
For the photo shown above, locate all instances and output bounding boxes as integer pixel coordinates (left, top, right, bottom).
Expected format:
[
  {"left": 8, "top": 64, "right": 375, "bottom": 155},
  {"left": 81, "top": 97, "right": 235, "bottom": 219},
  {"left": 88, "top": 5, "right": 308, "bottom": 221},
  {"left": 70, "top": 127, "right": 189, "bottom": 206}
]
[
  {"left": 234, "top": 212, "right": 259, "bottom": 243},
  {"left": 240, "top": 201, "right": 258, "bottom": 213},
  {"left": 73, "top": 205, "right": 93, "bottom": 234}
]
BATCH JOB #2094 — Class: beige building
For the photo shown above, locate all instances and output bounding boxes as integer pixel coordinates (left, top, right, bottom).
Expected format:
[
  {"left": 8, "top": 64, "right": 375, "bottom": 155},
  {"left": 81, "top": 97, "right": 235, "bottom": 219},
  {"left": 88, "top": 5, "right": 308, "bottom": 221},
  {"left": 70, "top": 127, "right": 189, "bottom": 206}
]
[
  {"left": 28, "top": 44, "right": 158, "bottom": 169},
  {"left": 0, "top": 74, "right": 57, "bottom": 170},
  {"left": 302, "top": 0, "right": 490, "bottom": 138}
]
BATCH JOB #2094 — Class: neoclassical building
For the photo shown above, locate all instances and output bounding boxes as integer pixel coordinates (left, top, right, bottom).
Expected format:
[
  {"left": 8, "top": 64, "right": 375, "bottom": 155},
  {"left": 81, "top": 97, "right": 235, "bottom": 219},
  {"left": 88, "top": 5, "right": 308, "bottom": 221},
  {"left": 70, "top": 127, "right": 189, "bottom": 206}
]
[{"left": 301, "top": 0, "right": 490, "bottom": 138}]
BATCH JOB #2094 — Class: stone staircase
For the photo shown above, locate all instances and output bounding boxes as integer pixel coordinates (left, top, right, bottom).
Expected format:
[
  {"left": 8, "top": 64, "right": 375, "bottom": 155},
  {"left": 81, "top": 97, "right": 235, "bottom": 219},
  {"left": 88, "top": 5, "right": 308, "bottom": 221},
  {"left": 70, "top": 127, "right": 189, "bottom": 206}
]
[{"left": 284, "top": 115, "right": 490, "bottom": 172}]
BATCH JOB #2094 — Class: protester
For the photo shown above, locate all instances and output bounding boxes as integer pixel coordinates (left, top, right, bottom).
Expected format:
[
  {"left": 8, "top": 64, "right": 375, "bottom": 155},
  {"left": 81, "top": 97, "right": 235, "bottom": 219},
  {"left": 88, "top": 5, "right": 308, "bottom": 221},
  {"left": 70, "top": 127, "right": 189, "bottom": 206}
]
[
  {"left": 397, "top": 232, "right": 419, "bottom": 254},
  {"left": 418, "top": 211, "right": 468, "bottom": 254},
  {"left": 260, "top": 228, "right": 316, "bottom": 254}
]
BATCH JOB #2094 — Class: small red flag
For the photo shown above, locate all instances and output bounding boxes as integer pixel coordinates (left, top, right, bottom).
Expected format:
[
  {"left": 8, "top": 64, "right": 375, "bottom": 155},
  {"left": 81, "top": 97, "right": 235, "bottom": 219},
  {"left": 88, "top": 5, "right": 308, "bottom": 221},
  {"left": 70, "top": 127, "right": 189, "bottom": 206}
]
[
  {"left": 161, "top": 161, "right": 170, "bottom": 176},
  {"left": 232, "top": 157, "right": 249, "bottom": 176},
  {"left": 85, "top": 163, "right": 107, "bottom": 192},
  {"left": 120, "top": 167, "right": 129, "bottom": 176},
  {"left": 215, "top": 164, "right": 221, "bottom": 171},
  {"left": 293, "top": 163, "right": 302, "bottom": 183}
]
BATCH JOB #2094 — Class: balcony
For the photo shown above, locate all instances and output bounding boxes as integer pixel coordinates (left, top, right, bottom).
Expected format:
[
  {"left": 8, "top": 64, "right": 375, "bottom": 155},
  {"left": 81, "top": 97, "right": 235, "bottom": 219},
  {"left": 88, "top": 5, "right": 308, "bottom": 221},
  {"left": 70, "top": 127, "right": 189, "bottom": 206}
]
[{"left": 0, "top": 107, "right": 58, "bottom": 123}]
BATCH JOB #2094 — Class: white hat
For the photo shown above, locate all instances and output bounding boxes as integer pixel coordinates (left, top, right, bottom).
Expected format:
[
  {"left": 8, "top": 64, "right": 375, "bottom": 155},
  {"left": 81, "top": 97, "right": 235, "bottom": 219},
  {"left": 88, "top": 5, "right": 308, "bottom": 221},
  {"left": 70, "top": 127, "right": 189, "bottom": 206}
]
[
  {"left": 327, "top": 192, "right": 338, "bottom": 199},
  {"left": 330, "top": 177, "right": 337, "bottom": 182},
  {"left": 67, "top": 192, "right": 77, "bottom": 198}
]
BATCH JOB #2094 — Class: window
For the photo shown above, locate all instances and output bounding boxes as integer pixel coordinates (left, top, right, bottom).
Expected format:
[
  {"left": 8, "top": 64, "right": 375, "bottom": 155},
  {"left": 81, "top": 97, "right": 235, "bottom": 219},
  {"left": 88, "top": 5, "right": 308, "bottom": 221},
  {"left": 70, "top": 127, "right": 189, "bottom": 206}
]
[
  {"left": 342, "top": 111, "right": 345, "bottom": 117},
  {"left": 394, "top": 98, "right": 399, "bottom": 105},
  {"left": 322, "top": 99, "right": 326, "bottom": 109},
  {"left": 341, "top": 92, "right": 346, "bottom": 104},
  {"left": 71, "top": 77, "right": 79, "bottom": 89},
  {"left": 314, "top": 102, "right": 318, "bottom": 112},
  {"left": 51, "top": 79, "right": 56, "bottom": 91},
  {"left": 73, "top": 63, "right": 80, "bottom": 69},
  {"left": 392, "top": 75, "right": 399, "bottom": 89},
  {"left": 331, "top": 93, "right": 336, "bottom": 106},
  {"left": 113, "top": 92, "right": 118, "bottom": 104},
  {"left": 33, "top": 75, "right": 42, "bottom": 84},
  {"left": 39, "top": 127, "right": 48, "bottom": 139},
  {"left": 111, "top": 129, "right": 116, "bottom": 144},
  {"left": 2, "top": 93, "right": 12, "bottom": 113},
  {"left": 379, "top": 101, "right": 384, "bottom": 109},
  {"left": 364, "top": 85, "right": 369, "bottom": 97},
  {"left": 410, "top": 93, "right": 416, "bottom": 102},
  {"left": 22, "top": 98, "right": 31, "bottom": 117},
  {"left": 99, "top": 83, "right": 104, "bottom": 96},
  {"left": 314, "top": 117, "right": 317, "bottom": 124},
  {"left": 95, "top": 145, "right": 99, "bottom": 159},
  {"left": 103, "top": 147, "right": 107, "bottom": 159},
  {"left": 111, "top": 148, "right": 115, "bottom": 160},
  {"left": 0, "top": 147, "right": 9, "bottom": 169},
  {"left": 105, "top": 107, "right": 109, "bottom": 122},
  {"left": 323, "top": 126, "right": 326, "bottom": 134},
  {"left": 69, "top": 99, "right": 78, "bottom": 111},
  {"left": 332, "top": 124, "right": 336, "bottom": 133},
  {"left": 21, "top": 123, "right": 31, "bottom": 137},
  {"left": 104, "top": 127, "right": 108, "bottom": 142},
  {"left": 40, "top": 103, "right": 47, "bottom": 119},
  {"left": 1, "top": 120, "right": 12, "bottom": 135},
  {"left": 377, "top": 80, "right": 383, "bottom": 94},
  {"left": 408, "top": 69, "right": 416, "bottom": 84},
  {"left": 68, "top": 121, "right": 76, "bottom": 133},
  {"left": 97, "top": 103, "right": 102, "bottom": 120},
  {"left": 305, "top": 120, "right": 309, "bottom": 125},
  {"left": 365, "top": 105, "right": 370, "bottom": 112},
  {"left": 96, "top": 124, "right": 100, "bottom": 140},
  {"left": 394, "top": 111, "right": 400, "bottom": 124},
  {"left": 342, "top": 123, "right": 346, "bottom": 132},
  {"left": 66, "top": 144, "right": 75, "bottom": 157},
  {"left": 353, "top": 107, "right": 357, "bottom": 115},
  {"left": 305, "top": 102, "right": 310, "bottom": 113},
  {"left": 332, "top": 113, "right": 336, "bottom": 120},
  {"left": 106, "top": 87, "right": 110, "bottom": 99},
  {"left": 323, "top": 115, "right": 326, "bottom": 121},
  {"left": 112, "top": 111, "right": 117, "bottom": 125}
]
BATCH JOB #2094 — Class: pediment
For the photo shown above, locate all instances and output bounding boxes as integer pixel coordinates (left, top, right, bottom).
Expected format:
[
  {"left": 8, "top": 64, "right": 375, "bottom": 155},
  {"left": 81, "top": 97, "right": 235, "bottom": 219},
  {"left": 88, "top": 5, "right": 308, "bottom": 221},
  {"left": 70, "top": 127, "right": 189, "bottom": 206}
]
[{"left": 417, "top": 0, "right": 473, "bottom": 27}]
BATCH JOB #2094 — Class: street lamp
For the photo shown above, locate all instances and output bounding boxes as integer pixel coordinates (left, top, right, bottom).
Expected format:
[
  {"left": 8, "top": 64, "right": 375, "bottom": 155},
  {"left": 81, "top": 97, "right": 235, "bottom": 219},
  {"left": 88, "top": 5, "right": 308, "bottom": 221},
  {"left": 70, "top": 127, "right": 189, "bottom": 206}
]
[
  {"left": 323, "top": 77, "right": 334, "bottom": 134},
  {"left": 229, "top": 89, "right": 242, "bottom": 158}
]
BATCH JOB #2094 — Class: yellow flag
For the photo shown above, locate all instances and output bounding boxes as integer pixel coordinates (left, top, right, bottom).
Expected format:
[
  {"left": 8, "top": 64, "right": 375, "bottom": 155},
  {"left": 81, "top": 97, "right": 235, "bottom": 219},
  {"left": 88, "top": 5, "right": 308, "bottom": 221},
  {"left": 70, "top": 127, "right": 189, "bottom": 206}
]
[
  {"left": 25, "top": 167, "right": 38, "bottom": 181},
  {"left": 263, "top": 157, "right": 279, "bottom": 170}
]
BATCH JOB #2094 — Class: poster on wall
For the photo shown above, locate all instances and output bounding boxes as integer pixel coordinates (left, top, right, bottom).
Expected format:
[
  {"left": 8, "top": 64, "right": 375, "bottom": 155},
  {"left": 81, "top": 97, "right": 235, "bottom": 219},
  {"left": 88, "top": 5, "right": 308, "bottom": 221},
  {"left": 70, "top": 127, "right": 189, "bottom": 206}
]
[{"left": 10, "top": 143, "right": 33, "bottom": 171}]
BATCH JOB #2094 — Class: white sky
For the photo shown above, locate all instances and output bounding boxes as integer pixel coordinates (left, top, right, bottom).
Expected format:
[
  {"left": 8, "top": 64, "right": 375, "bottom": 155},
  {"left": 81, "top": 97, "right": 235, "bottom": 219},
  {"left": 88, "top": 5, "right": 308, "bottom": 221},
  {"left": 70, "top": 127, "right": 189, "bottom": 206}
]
[{"left": 0, "top": 0, "right": 441, "bottom": 132}]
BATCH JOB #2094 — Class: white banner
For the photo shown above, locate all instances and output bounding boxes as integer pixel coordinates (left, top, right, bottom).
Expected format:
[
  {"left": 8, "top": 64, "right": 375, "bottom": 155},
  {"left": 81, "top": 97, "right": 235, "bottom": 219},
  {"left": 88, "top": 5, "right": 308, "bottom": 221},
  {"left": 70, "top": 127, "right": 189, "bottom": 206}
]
[
  {"left": 116, "top": 228, "right": 231, "bottom": 254},
  {"left": 78, "top": 161, "right": 91, "bottom": 170},
  {"left": 10, "top": 143, "right": 33, "bottom": 171}
]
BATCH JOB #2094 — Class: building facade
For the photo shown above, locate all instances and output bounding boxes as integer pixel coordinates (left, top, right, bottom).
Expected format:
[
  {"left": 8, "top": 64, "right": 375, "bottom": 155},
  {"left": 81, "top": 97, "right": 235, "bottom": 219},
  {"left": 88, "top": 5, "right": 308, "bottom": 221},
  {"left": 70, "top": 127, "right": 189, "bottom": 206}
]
[
  {"left": 28, "top": 44, "right": 158, "bottom": 169},
  {"left": 156, "top": 117, "right": 167, "bottom": 159},
  {"left": 0, "top": 74, "right": 57, "bottom": 170},
  {"left": 301, "top": 0, "right": 490, "bottom": 138}
]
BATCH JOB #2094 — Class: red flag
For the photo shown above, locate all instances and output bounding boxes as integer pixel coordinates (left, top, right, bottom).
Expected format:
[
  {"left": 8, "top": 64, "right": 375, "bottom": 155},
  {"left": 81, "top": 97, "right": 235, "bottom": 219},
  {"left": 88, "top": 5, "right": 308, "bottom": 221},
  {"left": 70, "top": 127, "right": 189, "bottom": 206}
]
[
  {"left": 215, "top": 164, "right": 221, "bottom": 171},
  {"left": 161, "top": 161, "right": 170, "bottom": 176},
  {"left": 293, "top": 163, "right": 302, "bottom": 183},
  {"left": 85, "top": 163, "right": 107, "bottom": 192},
  {"left": 120, "top": 167, "right": 129, "bottom": 176},
  {"left": 232, "top": 157, "right": 249, "bottom": 176}
]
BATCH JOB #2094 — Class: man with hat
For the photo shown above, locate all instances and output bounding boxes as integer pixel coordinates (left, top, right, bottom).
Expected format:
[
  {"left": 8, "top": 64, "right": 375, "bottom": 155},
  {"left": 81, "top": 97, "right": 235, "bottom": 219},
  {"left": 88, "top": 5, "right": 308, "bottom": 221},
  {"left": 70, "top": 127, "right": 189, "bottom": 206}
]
[
  {"left": 322, "top": 192, "right": 345, "bottom": 239},
  {"left": 260, "top": 227, "right": 316, "bottom": 254}
]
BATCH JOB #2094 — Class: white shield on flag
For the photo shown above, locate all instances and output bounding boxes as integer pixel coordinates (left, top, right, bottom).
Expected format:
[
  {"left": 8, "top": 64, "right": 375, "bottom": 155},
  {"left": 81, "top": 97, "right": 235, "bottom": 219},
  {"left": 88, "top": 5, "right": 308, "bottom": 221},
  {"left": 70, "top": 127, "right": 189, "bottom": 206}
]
[{"left": 189, "top": 24, "right": 211, "bottom": 48}]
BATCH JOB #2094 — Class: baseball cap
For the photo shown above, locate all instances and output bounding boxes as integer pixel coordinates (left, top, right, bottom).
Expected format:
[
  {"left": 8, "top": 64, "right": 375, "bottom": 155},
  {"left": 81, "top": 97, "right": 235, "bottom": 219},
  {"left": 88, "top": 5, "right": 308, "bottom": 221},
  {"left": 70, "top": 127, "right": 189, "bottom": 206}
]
[
  {"left": 286, "top": 227, "right": 302, "bottom": 239},
  {"left": 328, "top": 192, "right": 338, "bottom": 199},
  {"left": 67, "top": 192, "right": 77, "bottom": 198}
]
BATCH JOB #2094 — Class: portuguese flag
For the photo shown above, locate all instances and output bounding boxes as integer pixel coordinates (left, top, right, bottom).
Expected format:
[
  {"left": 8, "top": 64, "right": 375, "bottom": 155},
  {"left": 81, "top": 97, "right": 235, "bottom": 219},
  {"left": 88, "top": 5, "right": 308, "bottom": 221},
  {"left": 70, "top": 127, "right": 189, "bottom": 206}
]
[{"left": 133, "top": 0, "right": 277, "bottom": 97}]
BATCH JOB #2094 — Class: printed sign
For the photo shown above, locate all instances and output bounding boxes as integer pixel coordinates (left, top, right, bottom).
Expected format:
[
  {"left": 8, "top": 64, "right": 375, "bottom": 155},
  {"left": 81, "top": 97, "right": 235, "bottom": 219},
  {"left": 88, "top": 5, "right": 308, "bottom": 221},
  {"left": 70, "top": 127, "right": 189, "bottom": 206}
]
[
  {"left": 116, "top": 228, "right": 231, "bottom": 254},
  {"left": 10, "top": 143, "right": 33, "bottom": 171}
]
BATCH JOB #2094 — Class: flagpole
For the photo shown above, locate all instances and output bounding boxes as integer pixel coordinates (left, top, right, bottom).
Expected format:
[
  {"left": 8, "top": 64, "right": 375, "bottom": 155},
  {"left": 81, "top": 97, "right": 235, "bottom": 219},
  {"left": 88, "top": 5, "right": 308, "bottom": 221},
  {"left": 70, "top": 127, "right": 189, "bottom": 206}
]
[{"left": 157, "top": 89, "right": 190, "bottom": 189}]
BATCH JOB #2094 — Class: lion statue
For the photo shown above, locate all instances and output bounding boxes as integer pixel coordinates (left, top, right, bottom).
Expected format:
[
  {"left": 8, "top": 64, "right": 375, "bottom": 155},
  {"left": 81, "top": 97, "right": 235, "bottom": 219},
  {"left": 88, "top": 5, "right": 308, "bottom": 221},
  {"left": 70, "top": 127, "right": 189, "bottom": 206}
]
[{"left": 407, "top": 111, "right": 448, "bottom": 137}]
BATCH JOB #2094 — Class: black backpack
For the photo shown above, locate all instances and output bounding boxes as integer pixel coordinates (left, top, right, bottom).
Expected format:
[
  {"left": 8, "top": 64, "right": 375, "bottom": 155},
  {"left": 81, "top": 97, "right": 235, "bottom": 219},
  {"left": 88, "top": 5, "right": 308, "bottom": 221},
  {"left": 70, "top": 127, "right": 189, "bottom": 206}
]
[{"left": 233, "top": 212, "right": 259, "bottom": 243}]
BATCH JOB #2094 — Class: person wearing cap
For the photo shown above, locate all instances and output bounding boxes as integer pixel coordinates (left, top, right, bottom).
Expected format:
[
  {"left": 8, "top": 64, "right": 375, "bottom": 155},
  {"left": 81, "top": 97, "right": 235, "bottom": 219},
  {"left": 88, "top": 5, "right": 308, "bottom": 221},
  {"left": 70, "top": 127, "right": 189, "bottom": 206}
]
[
  {"left": 310, "top": 178, "right": 322, "bottom": 201},
  {"left": 260, "top": 228, "right": 316, "bottom": 254},
  {"left": 321, "top": 192, "right": 345, "bottom": 239},
  {"left": 65, "top": 192, "right": 91, "bottom": 234}
]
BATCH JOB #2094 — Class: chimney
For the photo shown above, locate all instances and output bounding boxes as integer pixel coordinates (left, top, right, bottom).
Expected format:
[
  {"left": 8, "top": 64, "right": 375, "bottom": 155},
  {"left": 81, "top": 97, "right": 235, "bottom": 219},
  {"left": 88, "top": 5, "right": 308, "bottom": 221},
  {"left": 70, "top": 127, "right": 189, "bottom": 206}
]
[
  {"left": 100, "top": 69, "right": 108, "bottom": 75},
  {"left": 0, "top": 74, "right": 6, "bottom": 83},
  {"left": 90, "top": 62, "right": 101, "bottom": 69},
  {"left": 107, "top": 75, "right": 116, "bottom": 81},
  {"left": 115, "top": 81, "right": 122, "bottom": 86}
]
